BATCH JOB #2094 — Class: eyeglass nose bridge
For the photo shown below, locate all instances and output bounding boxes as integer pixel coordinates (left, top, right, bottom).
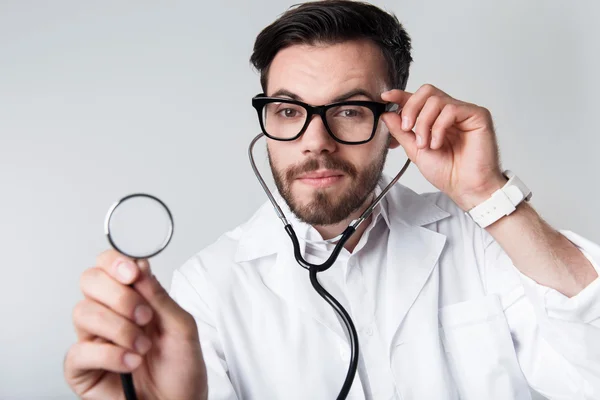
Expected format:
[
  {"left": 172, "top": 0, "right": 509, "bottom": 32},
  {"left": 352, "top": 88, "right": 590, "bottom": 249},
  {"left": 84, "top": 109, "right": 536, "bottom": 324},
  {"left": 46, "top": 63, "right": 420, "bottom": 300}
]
[{"left": 297, "top": 104, "right": 338, "bottom": 141}]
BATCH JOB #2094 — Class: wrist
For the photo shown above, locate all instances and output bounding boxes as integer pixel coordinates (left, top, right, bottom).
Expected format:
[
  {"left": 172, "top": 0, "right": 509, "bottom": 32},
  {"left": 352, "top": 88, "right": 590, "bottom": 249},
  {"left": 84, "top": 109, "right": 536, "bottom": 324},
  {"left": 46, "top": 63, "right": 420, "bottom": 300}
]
[
  {"left": 454, "top": 174, "right": 508, "bottom": 211},
  {"left": 464, "top": 170, "right": 533, "bottom": 229},
  {"left": 484, "top": 200, "right": 533, "bottom": 230}
]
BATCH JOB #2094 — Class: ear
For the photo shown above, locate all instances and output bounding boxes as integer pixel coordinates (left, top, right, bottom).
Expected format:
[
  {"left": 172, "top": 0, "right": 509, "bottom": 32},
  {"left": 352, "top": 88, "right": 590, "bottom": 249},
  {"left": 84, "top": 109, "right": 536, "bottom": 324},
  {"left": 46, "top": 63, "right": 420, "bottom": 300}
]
[{"left": 388, "top": 133, "right": 401, "bottom": 149}]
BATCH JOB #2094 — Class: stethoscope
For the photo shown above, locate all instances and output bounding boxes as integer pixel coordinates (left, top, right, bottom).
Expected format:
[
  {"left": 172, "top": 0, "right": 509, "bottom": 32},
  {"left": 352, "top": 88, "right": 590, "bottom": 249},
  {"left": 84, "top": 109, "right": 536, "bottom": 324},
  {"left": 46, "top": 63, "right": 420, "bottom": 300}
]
[
  {"left": 248, "top": 133, "right": 411, "bottom": 399},
  {"left": 104, "top": 193, "right": 175, "bottom": 400},
  {"left": 105, "top": 134, "right": 410, "bottom": 400}
]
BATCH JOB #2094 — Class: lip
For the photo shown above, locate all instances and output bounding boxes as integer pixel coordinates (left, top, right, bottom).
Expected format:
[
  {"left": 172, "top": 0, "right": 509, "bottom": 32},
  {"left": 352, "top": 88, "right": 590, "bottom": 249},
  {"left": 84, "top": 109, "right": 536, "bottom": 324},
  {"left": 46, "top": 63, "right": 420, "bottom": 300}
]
[
  {"left": 296, "top": 170, "right": 344, "bottom": 179},
  {"left": 296, "top": 170, "right": 345, "bottom": 188}
]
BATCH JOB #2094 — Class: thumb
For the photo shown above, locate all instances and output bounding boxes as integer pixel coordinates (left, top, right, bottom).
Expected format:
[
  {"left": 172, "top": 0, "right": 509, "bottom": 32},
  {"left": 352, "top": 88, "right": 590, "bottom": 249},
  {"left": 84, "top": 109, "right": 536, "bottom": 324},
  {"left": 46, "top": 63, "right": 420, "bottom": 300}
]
[
  {"left": 381, "top": 112, "right": 418, "bottom": 161},
  {"left": 133, "top": 259, "right": 197, "bottom": 338}
]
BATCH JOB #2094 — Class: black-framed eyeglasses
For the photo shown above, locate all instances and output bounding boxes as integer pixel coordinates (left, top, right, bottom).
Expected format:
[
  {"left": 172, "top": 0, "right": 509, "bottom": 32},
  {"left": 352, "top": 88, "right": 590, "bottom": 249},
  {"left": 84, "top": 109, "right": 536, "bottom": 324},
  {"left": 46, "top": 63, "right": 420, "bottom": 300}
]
[{"left": 252, "top": 94, "right": 398, "bottom": 145}]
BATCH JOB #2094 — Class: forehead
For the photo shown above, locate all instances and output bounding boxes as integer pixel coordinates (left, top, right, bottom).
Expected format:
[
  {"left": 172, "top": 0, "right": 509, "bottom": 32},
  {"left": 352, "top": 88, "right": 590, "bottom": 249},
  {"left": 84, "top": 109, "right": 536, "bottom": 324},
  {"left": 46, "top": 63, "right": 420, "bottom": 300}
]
[{"left": 266, "top": 39, "right": 389, "bottom": 103}]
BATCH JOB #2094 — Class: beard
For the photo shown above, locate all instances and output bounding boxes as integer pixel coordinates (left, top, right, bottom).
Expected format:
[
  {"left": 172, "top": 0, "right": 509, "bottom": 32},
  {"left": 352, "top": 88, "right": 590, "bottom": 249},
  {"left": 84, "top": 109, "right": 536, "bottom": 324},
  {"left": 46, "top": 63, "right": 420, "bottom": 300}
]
[{"left": 268, "top": 147, "right": 388, "bottom": 226}]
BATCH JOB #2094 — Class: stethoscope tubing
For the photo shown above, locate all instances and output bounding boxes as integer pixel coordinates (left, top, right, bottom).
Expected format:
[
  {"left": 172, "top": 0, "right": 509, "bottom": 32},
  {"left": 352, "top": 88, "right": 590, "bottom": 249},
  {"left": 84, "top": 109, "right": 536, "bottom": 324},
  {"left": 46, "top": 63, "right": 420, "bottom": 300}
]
[{"left": 249, "top": 133, "right": 411, "bottom": 398}]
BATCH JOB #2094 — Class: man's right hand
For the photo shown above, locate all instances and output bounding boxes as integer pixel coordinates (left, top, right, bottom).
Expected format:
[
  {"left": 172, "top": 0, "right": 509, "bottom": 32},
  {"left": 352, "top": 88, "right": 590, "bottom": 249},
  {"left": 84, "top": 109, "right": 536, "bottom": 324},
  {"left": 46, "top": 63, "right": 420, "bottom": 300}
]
[{"left": 64, "top": 250, "right": 208, "bottom": 400}]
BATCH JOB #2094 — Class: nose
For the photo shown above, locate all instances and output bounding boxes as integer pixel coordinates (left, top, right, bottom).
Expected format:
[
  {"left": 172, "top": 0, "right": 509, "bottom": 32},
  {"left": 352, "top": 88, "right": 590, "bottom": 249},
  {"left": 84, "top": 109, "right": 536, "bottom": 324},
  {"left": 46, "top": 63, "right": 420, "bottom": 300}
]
[{"left": 300, "top": 114, "right": 337, "bottom": 155}]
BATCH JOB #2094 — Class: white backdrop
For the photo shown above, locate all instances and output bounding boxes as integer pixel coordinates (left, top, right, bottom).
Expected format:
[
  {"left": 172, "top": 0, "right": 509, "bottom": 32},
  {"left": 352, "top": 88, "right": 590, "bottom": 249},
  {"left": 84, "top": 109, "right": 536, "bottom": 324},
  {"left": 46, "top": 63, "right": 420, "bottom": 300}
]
[{"left": 1, "top": 0, "right": 598, "bottom": 398}]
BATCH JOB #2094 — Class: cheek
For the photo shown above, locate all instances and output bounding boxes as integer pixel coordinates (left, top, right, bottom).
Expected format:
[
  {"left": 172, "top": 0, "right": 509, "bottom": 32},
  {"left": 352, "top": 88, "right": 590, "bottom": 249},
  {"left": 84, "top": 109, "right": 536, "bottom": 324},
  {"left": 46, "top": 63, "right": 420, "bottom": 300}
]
[
  {"left": 267, "top": 142, "right": 293, "bottom": 174},
  {"left": 376, "top": 121, "right": 391, "bottom": 145},
  {"left": 343, "top": 143, "right": 381, "bottom": 170},
  {"left": 374, "top": 125, "right": 394, "bottom": 153}
]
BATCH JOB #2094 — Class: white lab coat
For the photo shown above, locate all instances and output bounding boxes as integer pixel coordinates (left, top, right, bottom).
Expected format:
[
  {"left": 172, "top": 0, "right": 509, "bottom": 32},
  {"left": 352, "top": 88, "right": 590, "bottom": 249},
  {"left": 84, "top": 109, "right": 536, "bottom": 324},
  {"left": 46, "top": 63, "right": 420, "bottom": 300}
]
[{"left": 170, "top": 176, "right": 600, "bottom": 399}]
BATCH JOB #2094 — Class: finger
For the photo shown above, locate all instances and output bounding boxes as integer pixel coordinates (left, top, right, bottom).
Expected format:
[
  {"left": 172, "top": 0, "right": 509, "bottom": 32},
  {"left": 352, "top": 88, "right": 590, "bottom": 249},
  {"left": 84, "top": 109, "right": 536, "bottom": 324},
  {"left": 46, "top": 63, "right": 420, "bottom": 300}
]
[
  {"left": 96, "top": 249, "right": 143, "bottom": 285},
  {"left": 398, "top": 84, "right": 448, "bottom": 134},
  {"left": 80, "top": 267, "right": 154, "bottom": 326},
  {"left": 380, "top": 89, "right": 413, "bottom": 108},
  {"left": 381, "top": 112, "right": 418, "bottom": 161},
  {"left": 65, "top": 340, "right": 144, "bottom": 377},
  {"left": 430, "top": 103, "right": 460, "bottom": 150},
  {"left": 133, "top": 259, "right": 198, "bottom": 340},
  {"left": 73, "top": 298, "right": 152, "bottom": 355},
  {"left": 414, "top": 96, "right": 445, "bottom": 149}
]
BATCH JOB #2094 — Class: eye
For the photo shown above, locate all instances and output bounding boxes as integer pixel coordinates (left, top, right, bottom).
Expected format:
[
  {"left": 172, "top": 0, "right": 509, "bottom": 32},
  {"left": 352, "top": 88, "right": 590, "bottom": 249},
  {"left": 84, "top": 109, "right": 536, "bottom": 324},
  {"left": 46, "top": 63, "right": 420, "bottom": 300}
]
[
  {"left": 336, "top": 108, "right": 363, "bottom": 118},
  {"left": 274, "top": 107, "right": 304, "bottom": 119},
  {"left": 281, "top": 108, "right": 299, "bottom": 118}
]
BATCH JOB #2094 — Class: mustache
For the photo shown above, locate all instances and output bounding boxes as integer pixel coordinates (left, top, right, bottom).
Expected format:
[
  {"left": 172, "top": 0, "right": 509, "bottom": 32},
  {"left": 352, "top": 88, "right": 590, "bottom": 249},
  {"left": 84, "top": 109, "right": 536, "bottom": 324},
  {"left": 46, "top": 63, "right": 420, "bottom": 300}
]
[{"left": 285, "top": 156, "right": 357, "bottom": 181}]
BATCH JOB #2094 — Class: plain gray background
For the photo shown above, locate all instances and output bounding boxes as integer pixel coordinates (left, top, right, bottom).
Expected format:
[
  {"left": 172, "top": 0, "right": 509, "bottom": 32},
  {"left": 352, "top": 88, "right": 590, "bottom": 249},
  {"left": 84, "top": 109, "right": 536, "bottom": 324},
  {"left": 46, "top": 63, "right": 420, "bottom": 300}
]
[{"left": 1, "top": 0, "right": 598, "bottom": 398}]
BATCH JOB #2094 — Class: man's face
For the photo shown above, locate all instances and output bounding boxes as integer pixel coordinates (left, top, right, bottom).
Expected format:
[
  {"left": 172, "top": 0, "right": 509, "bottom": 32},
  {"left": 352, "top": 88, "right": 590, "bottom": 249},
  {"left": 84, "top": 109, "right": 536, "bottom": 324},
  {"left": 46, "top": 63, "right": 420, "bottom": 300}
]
[{"left": 265, "top": 39, "right": 398, "bottom": 226}]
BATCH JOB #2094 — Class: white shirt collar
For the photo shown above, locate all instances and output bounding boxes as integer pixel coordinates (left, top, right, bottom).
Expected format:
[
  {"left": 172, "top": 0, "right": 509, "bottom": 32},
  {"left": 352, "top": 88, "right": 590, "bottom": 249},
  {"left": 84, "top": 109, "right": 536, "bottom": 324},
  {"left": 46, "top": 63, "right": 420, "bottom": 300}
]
[
  {"left": 280, "top": 181, "right": 390, "bottom": 243},
  {"left": 234, "top": 174, "right": 451, "bottom": 263}
]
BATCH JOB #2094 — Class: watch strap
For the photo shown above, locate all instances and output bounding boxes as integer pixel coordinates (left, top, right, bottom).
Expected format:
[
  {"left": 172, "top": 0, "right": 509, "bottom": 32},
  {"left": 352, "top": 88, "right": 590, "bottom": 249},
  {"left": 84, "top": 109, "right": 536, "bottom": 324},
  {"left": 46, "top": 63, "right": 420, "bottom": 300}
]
[{"left": 467, "top": 170, "right": 532, "bottom": 228}]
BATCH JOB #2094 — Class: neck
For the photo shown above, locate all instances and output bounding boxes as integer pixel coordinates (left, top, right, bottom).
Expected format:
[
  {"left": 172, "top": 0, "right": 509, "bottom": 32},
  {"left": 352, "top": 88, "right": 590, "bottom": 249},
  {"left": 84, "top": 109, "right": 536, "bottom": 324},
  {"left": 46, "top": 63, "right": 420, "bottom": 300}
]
[{"left": 313, "top": 192, "right": 376, "bottom": 253}]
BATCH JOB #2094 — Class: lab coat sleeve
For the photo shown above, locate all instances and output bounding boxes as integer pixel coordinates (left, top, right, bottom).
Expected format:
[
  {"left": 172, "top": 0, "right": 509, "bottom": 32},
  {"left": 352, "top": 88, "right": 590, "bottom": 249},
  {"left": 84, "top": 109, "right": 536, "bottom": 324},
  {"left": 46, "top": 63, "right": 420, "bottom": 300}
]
[
  {"left": 169, "top": 260, "right": 239, "bottom": 400},
  {"left": 484, "top": 229, "right": 600, "bottom": 397}
]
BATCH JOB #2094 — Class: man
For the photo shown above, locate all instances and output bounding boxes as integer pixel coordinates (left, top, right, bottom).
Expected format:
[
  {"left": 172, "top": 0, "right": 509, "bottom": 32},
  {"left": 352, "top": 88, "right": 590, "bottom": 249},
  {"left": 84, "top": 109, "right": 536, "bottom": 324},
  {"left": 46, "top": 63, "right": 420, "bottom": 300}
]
[{"left": 64, "top": 1, "right": 600, "bottom": 399}]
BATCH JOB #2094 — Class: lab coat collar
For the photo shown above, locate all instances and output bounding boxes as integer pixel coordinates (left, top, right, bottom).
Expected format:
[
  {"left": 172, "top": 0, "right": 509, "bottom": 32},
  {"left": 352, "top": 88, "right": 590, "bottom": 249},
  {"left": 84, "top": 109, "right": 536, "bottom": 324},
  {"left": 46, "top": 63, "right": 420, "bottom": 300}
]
[{"left": 234, "top": 174, "right": 451, "bottom": 263}]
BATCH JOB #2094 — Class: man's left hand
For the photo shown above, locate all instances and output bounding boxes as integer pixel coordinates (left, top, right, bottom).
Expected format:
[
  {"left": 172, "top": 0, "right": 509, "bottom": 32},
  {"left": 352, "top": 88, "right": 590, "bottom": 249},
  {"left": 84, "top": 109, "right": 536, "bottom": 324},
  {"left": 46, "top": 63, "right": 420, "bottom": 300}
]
[{"left": 381, "top": 84, "right": 507, "bottom": 211}]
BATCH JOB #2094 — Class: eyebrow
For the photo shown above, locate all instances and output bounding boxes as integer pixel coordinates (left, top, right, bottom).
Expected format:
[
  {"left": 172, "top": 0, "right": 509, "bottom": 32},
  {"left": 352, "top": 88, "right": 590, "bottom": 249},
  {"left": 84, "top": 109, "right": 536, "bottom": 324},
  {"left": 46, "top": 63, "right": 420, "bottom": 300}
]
[{"left": 269, "top": 88, "right": 376, "bottom": 103}]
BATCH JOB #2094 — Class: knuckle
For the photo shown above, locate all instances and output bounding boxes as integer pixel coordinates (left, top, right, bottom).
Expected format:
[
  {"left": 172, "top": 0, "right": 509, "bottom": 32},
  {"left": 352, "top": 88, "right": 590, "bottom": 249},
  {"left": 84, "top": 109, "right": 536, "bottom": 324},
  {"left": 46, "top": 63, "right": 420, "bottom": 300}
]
[
  {"left": 183, "top": 311, "right": 198, "bottom": 330},
  {"left": 114, "top": 346, "right": 128, "bottom": 364},
  {"left": 180, "top": 312, "right": 199, "bottom": 339},
  {"left": 72, "top": 300, "right": 87, "bottom": 325},
  {"left": 63, "top": 345, "right": 75, "bottom": 372},
  {"left": 95, "top": 249, "right": 117, "bottom": 268},
  {"left": 64, "top": 342, "right": 88, "bottom": 374},
  {"left": 72, "top": 300, "right": 84, "bottom": 325},
  {"left": 96, "top": 344, "right": 116, "bottom": 367},
  {"left": 401, "top": 104, "right": 413, "bottom": 118},
  {"left": 88, "top": 302, "right": 108, "bottom": 328},
  {"left": 115, "top": 319, "right": 135, "bottom": 343},
  {"left": 444, "top": 103, "right": 458, "bottom": 114},
  {"left": 426, "top": 95, "right": 443, "bottom": 109},
  {"left": 479, "top": 106, "right": 492, "bottom": 119},
  {"left": 79, "top": 270, "right": 90, "bottom": 293},
  {"left": 431, "top": 118, "right": 444, "bottom": 132},
  {"left": 149, "top": 276, "right": 168, "bottom": 298},
  {"left": 79, "top": 267, "right": 102, "bottom": 294},
  {"left": 114, "top": 290, "right": 134, "bottom": 315},
  {"left": 96, "top": 249, "right": 135, "bottom": 274},
  {"left": 420, "top": 83, "right": 436, "bottom": 94}
]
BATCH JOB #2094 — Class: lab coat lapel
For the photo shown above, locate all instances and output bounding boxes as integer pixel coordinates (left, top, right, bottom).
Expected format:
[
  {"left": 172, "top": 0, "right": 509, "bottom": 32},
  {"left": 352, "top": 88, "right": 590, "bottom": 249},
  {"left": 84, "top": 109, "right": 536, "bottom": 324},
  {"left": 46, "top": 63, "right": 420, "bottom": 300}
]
[
  {"left": 262, "top": 234, "right": 351, "bottom": 343},
  {"left": 234, "top": 197, "right": 351, "bottom": 343},
  {"left": 377, "top": 178, "right": 451, "bottom": 350},
  {"left": 384, "top": 221, "right": 447, "bottom": 348}
]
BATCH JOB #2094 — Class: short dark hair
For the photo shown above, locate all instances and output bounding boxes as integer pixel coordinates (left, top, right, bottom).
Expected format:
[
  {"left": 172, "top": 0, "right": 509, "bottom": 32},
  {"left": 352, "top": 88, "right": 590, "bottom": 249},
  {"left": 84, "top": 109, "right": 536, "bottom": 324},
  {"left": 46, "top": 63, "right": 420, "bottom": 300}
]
[{"left": 250, "top": 0, "right": 413, "bottom": 93}]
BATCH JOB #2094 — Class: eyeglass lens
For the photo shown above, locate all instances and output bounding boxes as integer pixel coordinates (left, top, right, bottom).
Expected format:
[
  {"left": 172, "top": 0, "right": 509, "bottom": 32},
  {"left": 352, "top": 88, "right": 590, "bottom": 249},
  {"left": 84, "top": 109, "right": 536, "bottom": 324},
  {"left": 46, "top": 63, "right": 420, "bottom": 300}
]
[{"left": 262, "top": 102, "right": 376, "bottom": 142}]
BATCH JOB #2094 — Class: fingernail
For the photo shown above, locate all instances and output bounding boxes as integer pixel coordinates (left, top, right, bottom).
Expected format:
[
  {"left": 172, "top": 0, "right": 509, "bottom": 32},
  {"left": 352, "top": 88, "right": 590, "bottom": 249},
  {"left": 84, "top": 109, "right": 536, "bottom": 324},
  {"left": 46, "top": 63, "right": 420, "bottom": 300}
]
[
  {"left": 416, "top": 135, "right": 423, "bottom": 147},
  {"left": 116, "top": 260, "right": 136, "bottom": 282},
  {"left": 402, "top": 116, "right": 410, "bottom": 130},
  {"left": 124, "top": 352, "right": 142, "bottom": 369},
  {"left": 134, "top": 336, "right": 152, "bottom": 354},
  {"left": 134, "top": 304, "right": 153, "bottom": 325},
  {"left": 430, "top": 137, "right": 437, "bottom": 148}
]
